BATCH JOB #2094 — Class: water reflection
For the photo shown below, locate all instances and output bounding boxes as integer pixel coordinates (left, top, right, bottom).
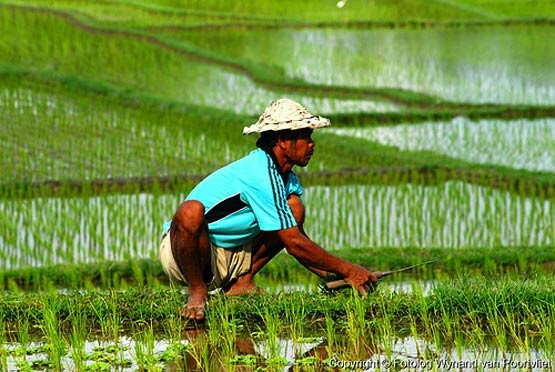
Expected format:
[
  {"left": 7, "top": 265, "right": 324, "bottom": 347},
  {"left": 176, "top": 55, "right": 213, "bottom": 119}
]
[
  {"left": 4, "top": 330, "right": 552, "bottom": 371},
  {"left": 366, "top": 336, "right": 552, "bottom": 372},
  {"left": 176, "top": 25, "right": 555, "bottom": 105},
  {"left": 265, "top": 279, "right": 436, "bottom": 296},
  {"left": 3, "top": 334, "right": 326, "bottom": 371}
]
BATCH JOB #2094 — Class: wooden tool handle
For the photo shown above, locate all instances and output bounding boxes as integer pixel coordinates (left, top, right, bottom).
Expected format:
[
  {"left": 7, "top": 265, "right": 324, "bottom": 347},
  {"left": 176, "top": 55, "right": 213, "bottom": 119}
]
[
  {"left": 324, "top": 260, "right": 437, "bottom": 291},
  {"left": 325, "top": 271, "right": 384, "bottom": 290},
  {"left": 324, "top": 279, "right": 351, "bottom": 290}
]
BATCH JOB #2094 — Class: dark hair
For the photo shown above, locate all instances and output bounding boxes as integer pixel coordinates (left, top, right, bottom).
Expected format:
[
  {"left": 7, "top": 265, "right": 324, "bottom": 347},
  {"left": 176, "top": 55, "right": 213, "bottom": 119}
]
[{"left": 255, "top": 129, "right": 298, "bottom": 151}]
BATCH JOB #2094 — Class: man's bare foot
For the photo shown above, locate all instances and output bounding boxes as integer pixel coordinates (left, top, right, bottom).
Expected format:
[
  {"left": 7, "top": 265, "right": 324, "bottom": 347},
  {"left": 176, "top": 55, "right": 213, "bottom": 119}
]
[
  {"left": 223, "top": 277, "right": 264, "bottom": 296},
  {"left": 179, "top": 288, "right": 208, "bottom": 321}
]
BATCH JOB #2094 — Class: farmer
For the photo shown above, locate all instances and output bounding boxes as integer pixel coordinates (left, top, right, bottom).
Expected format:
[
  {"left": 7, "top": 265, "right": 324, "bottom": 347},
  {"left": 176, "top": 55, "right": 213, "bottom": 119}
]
[{"left": 159, "top": 98, "right": 377, "bottom": 320}]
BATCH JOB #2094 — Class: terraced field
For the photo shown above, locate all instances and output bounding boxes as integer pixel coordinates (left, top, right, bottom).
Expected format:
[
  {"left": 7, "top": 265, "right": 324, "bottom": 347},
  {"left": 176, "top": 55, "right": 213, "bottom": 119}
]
[{"left": 0, "top": 0, "right": 554, "bottom": 370}]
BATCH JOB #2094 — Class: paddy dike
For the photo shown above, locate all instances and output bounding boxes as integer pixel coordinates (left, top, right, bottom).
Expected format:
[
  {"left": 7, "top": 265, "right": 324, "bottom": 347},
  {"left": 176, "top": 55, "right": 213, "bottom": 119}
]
[{"left": 3, "top": 165, "right": 554, "bottom": 199}]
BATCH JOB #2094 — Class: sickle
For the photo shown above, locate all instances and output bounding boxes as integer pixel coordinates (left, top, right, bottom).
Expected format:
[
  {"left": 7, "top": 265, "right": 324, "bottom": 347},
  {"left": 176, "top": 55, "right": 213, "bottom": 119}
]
[{"left": 324, "top": 260, "right": 438, "bottom": 291}]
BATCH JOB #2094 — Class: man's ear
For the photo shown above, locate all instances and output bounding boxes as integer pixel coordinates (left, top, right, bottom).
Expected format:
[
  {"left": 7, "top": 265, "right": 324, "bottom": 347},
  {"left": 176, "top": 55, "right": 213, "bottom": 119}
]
[{"left": 276, "top": 136, "right": 290, "bottom": 150}]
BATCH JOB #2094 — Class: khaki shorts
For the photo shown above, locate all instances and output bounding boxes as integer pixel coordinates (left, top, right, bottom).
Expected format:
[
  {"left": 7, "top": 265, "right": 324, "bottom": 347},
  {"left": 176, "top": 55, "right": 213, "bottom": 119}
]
[{"left": 159, "top": 231, "right": 253, "bottom": 291}]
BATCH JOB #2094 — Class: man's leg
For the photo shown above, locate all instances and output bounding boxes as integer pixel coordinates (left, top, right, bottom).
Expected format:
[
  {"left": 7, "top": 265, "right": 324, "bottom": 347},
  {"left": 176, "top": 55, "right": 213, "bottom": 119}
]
[
  {"left": 223, "top": 194, "right": 306, "bottom": 295},
  {"left": 170, "top": 200, "right": 211, "bottom": 320}
]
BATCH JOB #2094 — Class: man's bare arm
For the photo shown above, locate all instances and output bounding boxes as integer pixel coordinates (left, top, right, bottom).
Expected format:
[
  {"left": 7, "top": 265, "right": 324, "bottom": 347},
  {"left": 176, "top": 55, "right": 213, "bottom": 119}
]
[{"left": 277, "top": 226, "right": 377, "bottom": 296}]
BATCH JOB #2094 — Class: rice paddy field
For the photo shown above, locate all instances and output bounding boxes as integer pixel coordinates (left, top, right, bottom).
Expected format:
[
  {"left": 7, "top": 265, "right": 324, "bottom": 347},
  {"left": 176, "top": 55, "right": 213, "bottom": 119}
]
[{"left": 0, "top": 0, "right": 554, "bottom": 371}]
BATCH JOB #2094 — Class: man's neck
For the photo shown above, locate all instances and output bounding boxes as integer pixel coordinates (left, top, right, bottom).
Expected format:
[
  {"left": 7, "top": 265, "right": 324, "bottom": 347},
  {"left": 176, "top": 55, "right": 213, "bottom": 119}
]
[{"left": 261, "top": 147, "right": 291, "bottom": 180}]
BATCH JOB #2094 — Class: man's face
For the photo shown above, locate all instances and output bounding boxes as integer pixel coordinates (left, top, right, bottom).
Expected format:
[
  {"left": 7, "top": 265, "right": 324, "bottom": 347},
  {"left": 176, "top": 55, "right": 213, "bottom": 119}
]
[{"left": 283, "top": 128, "right": 315, "bottom": 167}]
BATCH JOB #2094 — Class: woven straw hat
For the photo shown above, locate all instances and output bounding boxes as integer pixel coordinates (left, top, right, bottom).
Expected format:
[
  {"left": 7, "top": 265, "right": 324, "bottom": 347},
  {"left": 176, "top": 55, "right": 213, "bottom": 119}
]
[{"left": 243, "top": 98, "right": 331, "bottom": 135}]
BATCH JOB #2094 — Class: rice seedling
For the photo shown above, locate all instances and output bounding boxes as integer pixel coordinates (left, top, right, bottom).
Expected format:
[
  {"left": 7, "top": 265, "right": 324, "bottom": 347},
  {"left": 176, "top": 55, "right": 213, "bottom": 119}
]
[
  {"left": 0, "top": 80, "right": 248, "bottom": 183},
  {"left": 164, "top": 24, "right": 555, "bottom": 106},
  {"left": 330, "top": 117, "right": 555, "bottom": 172},
  {"left": 2, "top": 72, "right": 551, "bottom": 198},
  {"left": 37, "top": 297, "right": 66, "bottom": 370},
  {"left": 1, "top": 181, "right": 552, "bottom": 269},
  {"left": 1, "top": 0, "right": 260, "bottom": 29},
  {"left": 0, "top": 275, "right": 554, "bottom": 369}
]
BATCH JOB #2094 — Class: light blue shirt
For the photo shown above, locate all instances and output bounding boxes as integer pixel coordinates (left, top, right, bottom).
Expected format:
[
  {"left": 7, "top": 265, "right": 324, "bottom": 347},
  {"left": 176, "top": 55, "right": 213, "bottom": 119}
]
[{"left": 164, "top": 149, "right": 303, "bottom": 248}]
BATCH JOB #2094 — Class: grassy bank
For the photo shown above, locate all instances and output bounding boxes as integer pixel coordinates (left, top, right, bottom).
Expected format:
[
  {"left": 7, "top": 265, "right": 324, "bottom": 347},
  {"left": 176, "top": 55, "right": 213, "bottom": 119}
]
[
  {"left": 2, "top": 246, "right": 554, "bottom": 292},
  {"left": 1, "top": 276, "right": 554, "bottom": 370}
]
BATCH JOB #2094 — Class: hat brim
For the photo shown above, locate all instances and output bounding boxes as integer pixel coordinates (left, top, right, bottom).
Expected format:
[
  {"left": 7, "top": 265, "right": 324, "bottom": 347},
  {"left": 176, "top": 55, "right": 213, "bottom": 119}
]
[{"left": 242, "top": 116, "right": 331, "bottom": 135}]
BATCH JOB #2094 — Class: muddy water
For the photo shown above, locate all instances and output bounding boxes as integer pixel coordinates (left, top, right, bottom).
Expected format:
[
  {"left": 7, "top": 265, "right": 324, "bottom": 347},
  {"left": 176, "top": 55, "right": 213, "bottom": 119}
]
[{"left": 5, "top": 332, "right": 551, "bottom": 371}]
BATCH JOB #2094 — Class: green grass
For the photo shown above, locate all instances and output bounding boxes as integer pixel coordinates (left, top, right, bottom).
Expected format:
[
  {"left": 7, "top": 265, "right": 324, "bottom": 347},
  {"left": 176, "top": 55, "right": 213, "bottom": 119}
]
[
  {"left": 1, "top": 275, "right": 554, "bottom": 368},
  {"left": 2, "top": 245, "right": 554, "bottom": 291}
]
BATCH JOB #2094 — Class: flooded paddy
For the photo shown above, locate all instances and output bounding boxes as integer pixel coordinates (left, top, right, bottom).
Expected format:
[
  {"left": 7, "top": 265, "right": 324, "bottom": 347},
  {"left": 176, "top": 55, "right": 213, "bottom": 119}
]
[
  {"left": 330, "top": 117, "right": 555, "bottom": 172},
  {"left": 0, "top": 8, "right": 401, "bottom": 116},
  {"left": 169, "top": 25, "right": 555, "bottom": 105},
  {"left": 3, "top": 277, "right": 554, "bottom": 371},
  {"left": 4, "top": 332, "right": 553, "bottom": 371},
  {"left": 1, "top": 182, "right": 553, "bottom": 269}
]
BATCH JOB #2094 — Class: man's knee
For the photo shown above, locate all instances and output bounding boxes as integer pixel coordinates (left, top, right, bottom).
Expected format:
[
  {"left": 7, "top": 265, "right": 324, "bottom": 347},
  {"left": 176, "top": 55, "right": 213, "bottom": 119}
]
[
  {"left": 287, "top": 194, "right": 305, "bottom": 226},
  {"left": 171, "top": 200, "right": 206, "bottom": 234}
]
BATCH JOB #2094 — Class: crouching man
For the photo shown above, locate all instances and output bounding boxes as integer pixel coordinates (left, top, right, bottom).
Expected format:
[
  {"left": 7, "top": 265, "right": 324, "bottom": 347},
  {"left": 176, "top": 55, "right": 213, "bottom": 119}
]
[{"left": 160, "top": 98, "right": 377, "bottom": 320}]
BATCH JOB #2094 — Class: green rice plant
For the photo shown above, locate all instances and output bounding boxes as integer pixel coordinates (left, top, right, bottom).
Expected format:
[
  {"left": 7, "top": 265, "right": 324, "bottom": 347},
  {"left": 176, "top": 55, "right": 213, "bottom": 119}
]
[
  {"left": 5, "top": 244, "right": 555, "bottom": 292},
  {"left": 257, "top": 303, "right": 286, "bottom": 368},
  {"left": 282, "top": 292, "right": 307, "bottom": 348},
  {"left": 112, "top": 0, "right": 549, "bottom": 22},
  {"left": 0, "top": 320, "right": 6, "bottom": 372},
  {"left": 342, "top": 293, "right": 371, "bottom": 360},
  {"left": 205, "top": 296, "right": 242, "bottom": 368},
  {"left": 1, "top": 0, "right": 254, "bottom": 28},
  {"left": 0, "top": 278, "right": 554, "bottom": 368},
  {"left": 304, "top": 182, "right": 554, "bottom": 250},
  {"left": 3, "top": 0, "right": 502, "bottom": 24},
  {"left": 0, "top": 80, "right": 250, "bottom": 183},
  {"left": 67, "top": 302, "right": 88, "bottom": 372},
  {"left": 183, "top": 330, "right": 212, "bottom": 370},
  {"left": 454, "top": 0, "right": 555, "bottom": 19},
  {"left": 132, "top": 324, "right": 162, "bottom": 372},
  {"left": 40, "top": 298, "right": 68, "bottom": 371},
  {"left": 109, "top": 294, "right": 122, "bottom": 347},
  {"left": 2, "top": 75, "right": 552, "bottom": 200}
]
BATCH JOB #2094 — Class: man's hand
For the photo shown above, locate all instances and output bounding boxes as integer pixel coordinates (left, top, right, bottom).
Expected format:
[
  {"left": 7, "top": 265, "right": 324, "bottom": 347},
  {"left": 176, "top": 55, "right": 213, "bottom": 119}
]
[
  {"left": 343, "top": 264, "right": 379, "bottom": 297},
  {"left": 278, "top": 226, "right": 379, "bottom": 296}
]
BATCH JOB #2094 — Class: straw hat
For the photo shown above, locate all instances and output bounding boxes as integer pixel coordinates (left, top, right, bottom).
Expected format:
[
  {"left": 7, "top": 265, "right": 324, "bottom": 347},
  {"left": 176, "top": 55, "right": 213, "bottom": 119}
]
[{"left": 243, "top": 98, "right": 331, "bottom": 135}]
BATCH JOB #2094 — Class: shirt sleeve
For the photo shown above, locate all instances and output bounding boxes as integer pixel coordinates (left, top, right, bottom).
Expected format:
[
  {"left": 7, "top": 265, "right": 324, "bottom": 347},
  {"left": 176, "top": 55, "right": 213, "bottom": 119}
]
[
  {"left": 286, "top": 171, "right": 304, "bottom": 197},
  {"left": 242, "top": 157, "right": 297, "bottom": 232}
]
